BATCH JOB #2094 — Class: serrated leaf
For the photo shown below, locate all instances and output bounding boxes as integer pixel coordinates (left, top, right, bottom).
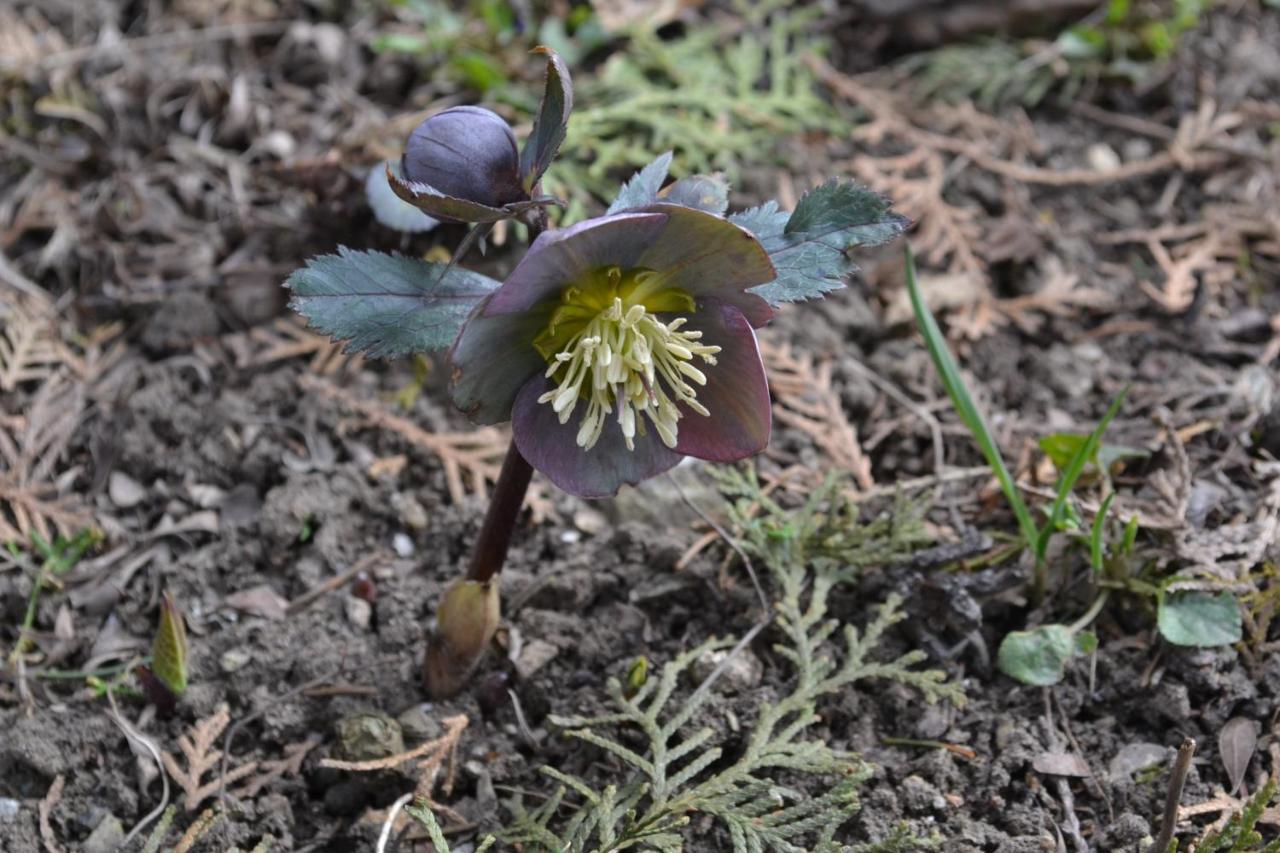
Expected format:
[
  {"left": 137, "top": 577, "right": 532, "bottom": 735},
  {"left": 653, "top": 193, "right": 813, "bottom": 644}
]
[
  {"left": 739, "top": 180, "right": 908, "bottom": 306},
  {"left": 1158, "top": 590, "right": 1242, "bottom": 647},
  {"left": 287, "top": 247, "right": 500, "bottom": 358},
  {"left": 152, "top": 591, "right": 189, "bottom": 697},
  {"left": 365, "top": 161, "right": 440, "bottom": 233},
  {"left": 997, "top": 624, "right": 1076, "bottom": 686},
  {"left": 606, "top": 151, "right": 673, "bottom": 214},
  {"left": 520, "top": 46, "right": 573, "bottom": 192},
  {"left": 659, "top": 174, "right": 729, "bottom": 215}
]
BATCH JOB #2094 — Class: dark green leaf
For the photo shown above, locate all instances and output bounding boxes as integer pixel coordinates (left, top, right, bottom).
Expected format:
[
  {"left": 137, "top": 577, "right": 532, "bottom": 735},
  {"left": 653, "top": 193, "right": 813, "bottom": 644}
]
[
  {"left": 606, "top": 151, "right": 673, "bottom": 215},
  {"left": 1158, "top": 590, "right": 1242, "bottom": 647},
  {"left": 741, "top": 180, "right": 908, "bottom": 306},
  {"left": 997, "top": 624, "right": 1076, "bottom": 686},
  {"left": 385, "top": 161, "right": 511, "bottom": 223},
  {"left": 660, "top": 174, "right": 729, "bottom": 215},
  {"left": 520, "top": 46, "right": 573, "bottom": 192},
  {"left": 287, "top": 248, "right": 500, "bottom": 358}
]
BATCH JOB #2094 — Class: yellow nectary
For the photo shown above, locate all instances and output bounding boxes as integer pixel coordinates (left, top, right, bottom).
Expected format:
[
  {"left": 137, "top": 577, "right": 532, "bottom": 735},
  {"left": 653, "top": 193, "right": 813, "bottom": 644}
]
[{"left": 531, "top": 266, "right": 719, "bottom": 451}]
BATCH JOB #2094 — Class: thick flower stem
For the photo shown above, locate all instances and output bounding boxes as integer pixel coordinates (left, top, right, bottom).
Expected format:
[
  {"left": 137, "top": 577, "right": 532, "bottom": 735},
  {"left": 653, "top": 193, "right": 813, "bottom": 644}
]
[{"left": 465, "top": 440, "right": 534, "bottom": 584}]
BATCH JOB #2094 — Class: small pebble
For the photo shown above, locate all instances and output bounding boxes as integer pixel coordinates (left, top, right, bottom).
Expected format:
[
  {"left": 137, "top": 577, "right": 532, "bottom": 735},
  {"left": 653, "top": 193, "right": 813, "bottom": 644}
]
[
  {"left": 83, "top": 814, "right": 125, "bottom": 853},
  {"left": 108, "top": 471, "right": 146, "bottom": 508},
  {"left": 220, "top": 649, "right": 252, "bottom": 673},
  {"left": 344, "top": 595, "right": 372, "bottom": 631},
  {"left": 0, "top": 798, "right": 19, "bottom": 819},
  {"left": 1086, "top": 143, "right": 1122, "bottom": 172},
  {"left": 691, "top": 648, "right": 763, "bottom": 692},
  {"left": 514, "top": 639, "right": 559, "bottom": 680},
  {"left": 393, "top": 532, "right": 415, "bottom": 558},
  {"left": 397, "top": 704, "right": 443, "bottom": 743},
  {"left": 559, "top": 530, "right": 582, "bottom": 544}
]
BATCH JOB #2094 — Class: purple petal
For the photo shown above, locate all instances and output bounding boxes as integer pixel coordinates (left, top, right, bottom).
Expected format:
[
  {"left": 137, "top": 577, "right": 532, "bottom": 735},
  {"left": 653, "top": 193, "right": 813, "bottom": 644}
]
[
  {"left": 449, "top": 296, "right": 550, "bottom": 425},
  {"left": 673, "top": 301, "right": 771, "bottom": 462},
  {"left": 484, "top": 213, "right": 669, "bottom": 316},
  {"left": 512, "top": 376, "right": 683, "bottom": 499},
  {"left": 632, "top": 203, "right": 776, "bottom": 327}
]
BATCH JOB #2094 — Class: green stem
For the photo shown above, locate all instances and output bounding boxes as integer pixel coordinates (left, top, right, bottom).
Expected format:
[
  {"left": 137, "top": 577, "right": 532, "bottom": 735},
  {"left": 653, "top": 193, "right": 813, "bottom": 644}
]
[{"left": 1068, "top": 589, "right": 1111, "bottom": 635}]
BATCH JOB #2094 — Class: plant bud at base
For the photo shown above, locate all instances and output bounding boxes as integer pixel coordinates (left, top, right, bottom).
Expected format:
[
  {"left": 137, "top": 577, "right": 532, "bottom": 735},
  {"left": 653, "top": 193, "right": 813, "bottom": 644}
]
[{"left": 423, "top": 579, "right": 501, "bottom": 699}]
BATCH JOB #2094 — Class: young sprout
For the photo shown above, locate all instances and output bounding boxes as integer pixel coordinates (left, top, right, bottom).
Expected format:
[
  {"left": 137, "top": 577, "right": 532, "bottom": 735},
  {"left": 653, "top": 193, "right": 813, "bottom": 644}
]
[
  {"left": 287, "top": 46, "right": 906, "bottom": 698},
  {"left": 137, "top": 591, "right": 189, "bottom": 716}
]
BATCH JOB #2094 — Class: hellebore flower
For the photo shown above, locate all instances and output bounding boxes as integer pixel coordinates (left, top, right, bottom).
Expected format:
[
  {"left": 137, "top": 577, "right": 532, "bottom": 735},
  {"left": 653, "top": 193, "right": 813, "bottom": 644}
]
[{"left": 449, "top": 203, "right": 776, "bottom": 498}]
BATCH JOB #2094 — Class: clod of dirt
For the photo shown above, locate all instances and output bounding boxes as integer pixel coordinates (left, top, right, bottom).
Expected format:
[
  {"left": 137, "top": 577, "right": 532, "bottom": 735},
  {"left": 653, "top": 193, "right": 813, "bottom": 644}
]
[
  {"left": 899, "top": 773, "right": 948, "bottom": 815},
  {"left": 1105, "top": 812, "right": 1152, "bottom": 847},
  {"left": 334, "top": 712, "right": 405, "bottom": 761},
  {"left": 140, "top": 291, "right": 221, "bottom": 354}
]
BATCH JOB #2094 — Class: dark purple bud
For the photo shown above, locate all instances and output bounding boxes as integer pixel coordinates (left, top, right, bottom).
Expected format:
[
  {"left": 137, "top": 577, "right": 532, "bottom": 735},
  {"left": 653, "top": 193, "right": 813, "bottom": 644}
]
[{"left": 402, "top": 106, "right": 524, "bottom": 209}]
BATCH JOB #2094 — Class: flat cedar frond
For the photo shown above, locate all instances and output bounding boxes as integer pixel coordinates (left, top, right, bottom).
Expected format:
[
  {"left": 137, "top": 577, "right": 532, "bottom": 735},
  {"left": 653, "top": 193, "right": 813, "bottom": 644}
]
[
  {"left": 1186, "top": 779, "right": 1280, "bottom": 853},
  {"left": 0, "top": 296, "right": 64, "bottom": 393},
  {"left": 494, "top": 467, "right": 958, "bottom": 852},
  {"left": 712, "top": 463, "right": 933, "bottom": 579},
  {"left": 0, "top": 373, "right": 92, "bottom": 542},
  {"left": 160, "top": 704, "right": 259, "bottom": 810},
  {"left": 299, "top": 375, "right": 555, "bottom": 522},
  {"left": 760, "top": 338, "right": 874, "bottom": 491},
  {"left": 232, "top": 736, "right": 321, "bottom": 799},
  {"left": 223, "top": 316, "right": 363, "bottom": 375}
]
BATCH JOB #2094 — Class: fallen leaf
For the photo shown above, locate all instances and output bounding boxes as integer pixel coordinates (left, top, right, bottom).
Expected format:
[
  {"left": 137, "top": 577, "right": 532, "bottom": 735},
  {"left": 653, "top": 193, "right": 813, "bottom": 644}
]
[
  {"left": 224, "top": 585, "right": 289, "bottom": 620},
  {"left": 1033, "top": 751, "right": 1091, "bottom": 778},
  {"left": 1218, "top": 717, "right": 1257, "bottom": 795}
]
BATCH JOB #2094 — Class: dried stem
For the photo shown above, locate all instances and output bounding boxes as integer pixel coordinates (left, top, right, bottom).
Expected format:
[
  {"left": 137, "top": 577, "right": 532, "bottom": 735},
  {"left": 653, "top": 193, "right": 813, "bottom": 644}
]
[{"left": 1151, "top": 738, "right": 1197, "bottom": 853}]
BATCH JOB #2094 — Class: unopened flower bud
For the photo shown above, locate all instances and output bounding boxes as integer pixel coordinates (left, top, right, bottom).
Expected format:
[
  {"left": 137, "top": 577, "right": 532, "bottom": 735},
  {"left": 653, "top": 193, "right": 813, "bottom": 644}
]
[
  {"left": 423, "top": 579, "right": 500, "bottom": 698},
  {"left": 402, "top": 106, "right": 524, "bottom": 209}
]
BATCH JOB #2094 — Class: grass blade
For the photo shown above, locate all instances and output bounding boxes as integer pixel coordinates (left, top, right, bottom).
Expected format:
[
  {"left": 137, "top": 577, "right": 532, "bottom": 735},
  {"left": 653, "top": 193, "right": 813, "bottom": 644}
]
[{"left": 904, "top": 247, "right": 1038, "bottom": 549}]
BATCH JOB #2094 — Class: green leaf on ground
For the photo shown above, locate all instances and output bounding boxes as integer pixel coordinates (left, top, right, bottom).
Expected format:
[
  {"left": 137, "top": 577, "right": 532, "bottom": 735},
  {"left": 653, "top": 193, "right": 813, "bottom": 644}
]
[
  {"left": 1039, "top": 433, "right": 1146, "bottom": 471},
  {"left": 997, "top": 624, "right": 1076, "bottom": 686},
  {"left": 606, "top": 151, "right": 673, "bottom": 214},
  {"left": 287, "top": 248, "right": 501, "bottom": 358},
  {"left": 741, "top": 180, "right": 908, "bottom": 306},
  {"left": 1158, "top": 590, "right": 1242, "bottom": 647}
]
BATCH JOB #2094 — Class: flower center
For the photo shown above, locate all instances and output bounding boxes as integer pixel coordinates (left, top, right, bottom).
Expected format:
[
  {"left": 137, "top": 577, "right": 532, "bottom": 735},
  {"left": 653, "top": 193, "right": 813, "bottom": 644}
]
[{"left": 531, "top": 266, "right": 719, "bottom": 452}]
